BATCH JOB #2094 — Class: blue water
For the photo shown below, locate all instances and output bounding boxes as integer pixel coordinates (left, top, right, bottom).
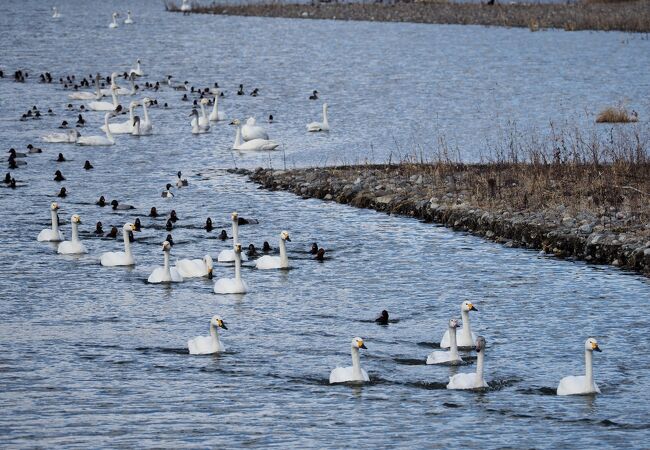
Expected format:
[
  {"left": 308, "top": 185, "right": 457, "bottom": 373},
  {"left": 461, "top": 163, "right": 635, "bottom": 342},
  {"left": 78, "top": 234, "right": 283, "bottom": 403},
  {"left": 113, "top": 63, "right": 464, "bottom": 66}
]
[{"left": 1, "top": 1, "right": 649, "bottom": 448}]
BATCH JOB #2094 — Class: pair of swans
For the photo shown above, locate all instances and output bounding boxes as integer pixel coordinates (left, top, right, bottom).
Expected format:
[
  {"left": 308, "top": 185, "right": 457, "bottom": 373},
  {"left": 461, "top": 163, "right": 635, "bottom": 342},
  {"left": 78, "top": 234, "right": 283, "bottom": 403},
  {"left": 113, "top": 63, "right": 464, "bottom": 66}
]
[
  {"left": 188, "top": 315, "right": 227, "bottom": 355},
  {"left": 217, "top": 212, "right": 249, "bottom": 262},
  {"left": 190, "top": 99, "right": 210, "bottom": 134},
  {"left": 307, "top": 103, "right": 329, "bottom": 132},
  {"left": 57, "top": 214, "right": 88, "bottom": 254},
  {"left": 232, "top": 119, "right": 278, "bottom": 151},
  {"left": 42, "top": 129, "right": 80, "bottom": 143},
  {"left": 148, "top": 241, "right": 183, "bottom": 283},
  {"left": 77, "top": 113, "right": 115, "bottom": 146},
  {"left": 330, "top": 337, "right": 369, "bottom": 384},
  {"left": 440, "top": 300, "right": 478, "bottom": 349},
  {"left": 102, "top": 101, "right": 138, "bottom": 134},
  {"left": 100, "top": 223, "right": 138, "bottom": 266},
  {"left": 208, "top": 94, "right": 226, "bottom": 122},
  {"left": 214, "top": 244, "right": 248, "bottom": 294},
  {"left": 255, "top": 231, "right": 291, "bottom": 269},
  {"left": 427, "top": 319, "right": 463, "bottom": 365},
  {"left": 37, "top": 202, "right": 64, "bottom": 241}
]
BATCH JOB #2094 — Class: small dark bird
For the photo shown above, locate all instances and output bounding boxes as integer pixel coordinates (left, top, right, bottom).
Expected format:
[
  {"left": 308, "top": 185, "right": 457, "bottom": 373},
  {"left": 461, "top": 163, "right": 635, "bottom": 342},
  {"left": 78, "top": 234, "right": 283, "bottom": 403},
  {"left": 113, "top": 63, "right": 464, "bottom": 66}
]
[
  {"left": 166, "top": 219, "right": 173, "bottom": 231},
  {"left": 8, "top": 148, "right": 25, "bottom": 158},
  {"left": 268, "top": 114, "right": 274, "bottom": 123},
  {"left": 247, "top": 243, "right": 258, "bottom": 258},
  {"left": 76, "top": 114, "right": 85, "bottom": 127},
  {"left": 106, "top": 226, "right": 118, "bottom": 238},
  {"left": 237, "top": 84, "right": 244, "bottom": 95},
  {"left": 149, "top": 206, "right": 158, "bottom": 217},
  {"left": 205, "top": 217, "right": 213, "bottom": 232},
  {"left": 250, "top": 88, "right": 259, "bottom": 97},
  {"left": 8, "top": 158, "right": 18, "bottom": 169},
  {"left": 375, "top": 310, "right": 389, "bottom": 325},
  {"left": 97, "top": 195, "right": 106, "bottom": 207},
  {"left": 166, "top": 234, "right": 174, "bottom": 247},
  {"left": 59, "top": 120, "right": 68, "bottom": 129},
  {"left": 310, "top": 243, "right": 319, "bottom": 255},
  {"left": 27, "top": 144, "right": 42, "bottom": 153},
  {"left": 84, "top": 160, "right": 93, "bottom": 170},
  {"left": 262, "top": 241, "right": 271, "bottom": 253},
  {"left": 176, "top": 171, "right": 188, "bottom": 187},
  {"left": 161, "top": 183, "right": 174, "bottom": 198},
  {"left": 54, "top": 170, "right": 65, "bottom": 181},
  {"left": 169, "top": 210, "right": 178, "bottom": 222},
  {"left": 128, "top": 230, "right": 135, "bottom": 243},
  {"left": 309, "top": 90, "right": 318, "bottom": 100},
  {"left": 10, "top": 178, "right": 16, "bottom": 189},
  {"left": 182, "top": 93, "right": 188, "bottom": 101},
  {"left": 134, "top": 218, "right": 142, "bottom": 232},
  {"left": 218, "top": 229, "right": 228, "bottom": 240},
  {"left": 111, "top": 200, "right": 134, "bottom": 210},
  {"left": 95, "top": 222, "right": 104, "bottom": 234},
  {"left": 56, "top": 153, "right": 66, "bottom": 162},
  {"left": 315, "top": 248, "right": 326, "bottom": 261},
  {"left": 57, "top": 187, "right": 67, "bottom": 198},
  {"left": 4, "top": 172, "right": 11, "bottom": 184}
]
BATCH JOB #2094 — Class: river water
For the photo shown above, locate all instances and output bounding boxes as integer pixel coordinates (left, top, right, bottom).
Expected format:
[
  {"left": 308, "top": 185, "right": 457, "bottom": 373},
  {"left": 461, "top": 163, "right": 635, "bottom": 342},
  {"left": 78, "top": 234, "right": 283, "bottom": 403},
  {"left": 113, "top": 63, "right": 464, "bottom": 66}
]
[{"left": 1, "top": 1, "right": 649, "bottom": 448}]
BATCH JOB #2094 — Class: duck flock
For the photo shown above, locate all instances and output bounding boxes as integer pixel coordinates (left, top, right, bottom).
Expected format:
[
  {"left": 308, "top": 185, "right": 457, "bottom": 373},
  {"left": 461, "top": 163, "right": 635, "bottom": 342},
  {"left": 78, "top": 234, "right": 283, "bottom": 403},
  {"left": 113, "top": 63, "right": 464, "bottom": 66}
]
[{"left": 4, "top": 6, "right": 603, "bottom": 397}]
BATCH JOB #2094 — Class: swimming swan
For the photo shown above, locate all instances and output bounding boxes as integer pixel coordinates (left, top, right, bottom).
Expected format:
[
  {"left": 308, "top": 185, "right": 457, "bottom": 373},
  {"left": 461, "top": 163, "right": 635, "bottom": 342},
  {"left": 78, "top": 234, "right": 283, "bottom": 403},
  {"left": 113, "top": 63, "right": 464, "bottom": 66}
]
[
  {"left": 101, "top": 100, "right": 138, "bottom": 134},
  {"left": 241, "top": 117, "right": 269, "bottom": 141},
  {"left": 37, "top": 202, "right": 64, "bottom": 242},
  {"left": 57, "top": 214, "right": 88, "bottom": 254},
  {"left": 232, "top": 119, "right": 278, "bottom": 151},
  {"left": 42, "top": 129, "right": 80, "bottom": 143},
  {"left": 557, "top": 338, "right": 602, "bottom": 396},
  {"left": 176, "top": 254, "right": 213, "bottom": 279},
  {"left": 427, "top": 319, "right": 463, "bottom": 365},
  {"left": 148, "top": 241, "right": 184, "bottom": 283},
  {"left": 109, "top": 12, "right": 119, "bottom": 28},
  {"left": 198, "top": 98, "right": 210, "bottom": 129},
  {"left": 307, "top": 103, "right": 329, "bottom": 132},
  {"left": 77, "top": 113, "right": 115, "bottom": 146},
  {"left": 208, "top": 94, "right": 226, "bottom": 122},
  {"left": 329, "top": 337, "right": 369, "bottom": 384},
  {"left": 100, "top": 222, "right": 138, "bottom": 266},
  {"left": 440, "top": 301, "right": 478, "bottom": 349},
  {"left": 217, "top": 212, "right": 249, "bottom": 262},
  {"left": 124, "top": 10, "right": 134, "bottom": 24},
  {"left": 52, "top": 7, "right": 61, "bottom": 18},
  {"left": 88, "top": 87, "right": 119, "bottom": 111},
  {"left": 189, "top": 109, "right": 209, "bottom": 134},
  {"left": 187, "top": 315, "right": 227, "bottom": 355},
  {"left": 129, "top": 59, "right": 143, "bottom": 77},
  {"left": 255, "top": 231, "right": 291, "bottom": 270},
  {"left": 447, "top": 336, "right": 488, "bottom": 390},
  {"left": 214, "top": 244, "right": 248, "bottom": 294},
  {"left": 68, "top": 74, "right": 102, "bottom": 100}
]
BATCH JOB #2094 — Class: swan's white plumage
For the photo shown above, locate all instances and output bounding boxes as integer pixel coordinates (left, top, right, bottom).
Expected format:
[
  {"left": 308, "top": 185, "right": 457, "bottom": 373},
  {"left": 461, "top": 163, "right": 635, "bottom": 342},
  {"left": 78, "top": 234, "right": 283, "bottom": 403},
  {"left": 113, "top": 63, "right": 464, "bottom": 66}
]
[
  {"left": 109, "top": 12, "right": 118, "bottom": 28},
  {"left": 241, "top": 117, "right": 269, "bottom": 141},
  {"left": 57, "top": 214, "right": 88, "bottom": 254},
  {"left": 329, "top": 337, "right": 369, "bottom": 384},
  {"left": 217, "top": 212, "right": 249, "bottom": 262},
  {"left": 176, "top": 255, "right": 213, "bottom": 278},
  {"left": 101, "top": 101, "right": 138, "bottom": 134},
  {"left": 124, "top": 11, "right": 134, "bottom": 24},
  {"left": 208, "top": 95, "right": 226, "bottom": 121},
  {"left": 441, "top": 301, "right": 478, "bottom": 349},
  {"left": 214, "top": 244, "right": 248, "bottom": 294},
  {"left": 255, "top": 231, "right": 291, "bottom": 270},
  {"left": 148, "top": 241, "right": 183, "bottom": 283},
  {"left": 77, "top": 113, "right": 115, "bottom": 146},
  {"left": 37, "top": 202, "right": 64, "bottom": 242},
  {"left": 447, "top": 337, "right": 488, "bottom": 390},
  {"left": 42, "top": 129, "right": 79, "bottom": 143},
  {"left": 188, "top": 315, "right": 227, "bottom": 355},
  {"left": 88, "top": 87, "right": 119, "bottom": 111},
  {"left": 100, "top": 223, "right": 137, "bottom": 266},
  {"left": 427, "top": 319, "right": 463, "bottom": 365},
  {"left": 557, "top": 338, "right": 602, "bottom": 396},
  {"left": 307, "top": 103, "right": 329, "bottom": 132}
]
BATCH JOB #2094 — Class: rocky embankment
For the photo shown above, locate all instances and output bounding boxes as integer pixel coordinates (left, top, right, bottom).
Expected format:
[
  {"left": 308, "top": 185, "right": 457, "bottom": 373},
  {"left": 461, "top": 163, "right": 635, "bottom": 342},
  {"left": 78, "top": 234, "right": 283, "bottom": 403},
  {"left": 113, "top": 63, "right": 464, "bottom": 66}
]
[{"left": 233, "top": 166, "right": 650, "bottom": 276}]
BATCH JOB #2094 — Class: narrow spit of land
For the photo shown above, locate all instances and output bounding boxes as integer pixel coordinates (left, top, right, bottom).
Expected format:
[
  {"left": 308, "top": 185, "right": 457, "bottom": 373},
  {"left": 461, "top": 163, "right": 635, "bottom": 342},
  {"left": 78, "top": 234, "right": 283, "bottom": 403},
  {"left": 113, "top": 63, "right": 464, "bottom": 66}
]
[
  {"left": 234, "top": 163, "right": 650, "bottom": 276},
  {"left": 167, "top": 0, "right": 650, "bottom": 33}
]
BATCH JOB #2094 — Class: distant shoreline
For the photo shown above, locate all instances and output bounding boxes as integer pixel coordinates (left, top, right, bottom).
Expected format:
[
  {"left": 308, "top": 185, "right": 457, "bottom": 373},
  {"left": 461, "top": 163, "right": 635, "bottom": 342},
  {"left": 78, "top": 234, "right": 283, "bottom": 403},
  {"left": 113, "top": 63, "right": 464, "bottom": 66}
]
[{"left": 166, "top": 1, "right": 650, "bottom": 33}]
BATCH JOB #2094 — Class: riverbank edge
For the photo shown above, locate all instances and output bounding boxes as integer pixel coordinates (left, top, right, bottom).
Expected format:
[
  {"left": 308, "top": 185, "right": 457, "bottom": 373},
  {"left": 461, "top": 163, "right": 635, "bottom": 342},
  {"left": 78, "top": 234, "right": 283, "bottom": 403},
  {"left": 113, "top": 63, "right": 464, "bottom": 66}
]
[
  {"left": 232, "top": 167, "right": 650, "bottom": 277},
  {"left": 167, "top": 1, "right": 650, "bottom": 33}
]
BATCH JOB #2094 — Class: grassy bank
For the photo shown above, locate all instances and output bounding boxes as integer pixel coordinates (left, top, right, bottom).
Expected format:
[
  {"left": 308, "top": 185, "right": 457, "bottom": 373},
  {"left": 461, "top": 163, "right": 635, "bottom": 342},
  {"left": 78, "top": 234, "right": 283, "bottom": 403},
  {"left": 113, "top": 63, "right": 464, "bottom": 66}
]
[{"left": 166, "top": 0, "right": 650, "bottom": 33}]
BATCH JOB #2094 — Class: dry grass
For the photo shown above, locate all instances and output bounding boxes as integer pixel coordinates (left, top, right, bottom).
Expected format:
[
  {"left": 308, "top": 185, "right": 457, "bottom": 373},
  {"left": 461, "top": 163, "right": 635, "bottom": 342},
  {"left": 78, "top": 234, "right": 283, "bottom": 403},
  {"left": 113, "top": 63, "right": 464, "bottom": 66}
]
[{"left": 596, "top": 106, "right": 639, "bottom": 123}]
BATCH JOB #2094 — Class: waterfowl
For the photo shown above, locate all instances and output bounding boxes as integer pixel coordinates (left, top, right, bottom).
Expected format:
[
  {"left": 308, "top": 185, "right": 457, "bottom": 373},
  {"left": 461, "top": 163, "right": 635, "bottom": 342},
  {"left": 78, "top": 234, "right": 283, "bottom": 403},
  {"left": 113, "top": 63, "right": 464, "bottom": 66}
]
[
  {"left": 111, "top": 199, "right": 134, "bottom": 210},
  {"left": 124, "top": 10, "right": 134, "bottom": 24},
  {"left": 4, "top": 173, "right": 11, "bottom": 184},
  {"left": 27, "top": 144, "right": 42, "bottom": 153},
  {"left": 84, "top": 160, "right": 93, "bottom": 170},
  {"left": 198, "top": 98, "right": 210, "bottom": 129},
  {"left": 8, "top": 149, "right": 25, "bottom": 159},
  {"left": 329, "top": 337, "right": 369, "bottom": 384},
  {"left": 176, "top": 171, "right": 188, "bottom": 187},
  {"left": 427, "top": 319, "right": 463, "bottom": 365},
  {"left": 309, "top": 90, "right": 318, "bottom": 100},
  {"left": 232, "top": 119, "right": 278, "bottom": 151},
  {"left": 205, "top": 217, "right": 213, "bottom": 232},
  {"left": 214, "top": 244, "right": 248, "bottom": 294},
  {"left": 56, "top": 153, "right": 66, "bottom": 163},
  {"left": 255, "top": 231, "right": 291, "bottom": 270},
  {"left": 42, "top": 128, "right": 77, "bottom": 144},
  {"left": 9, "top": 178, "right": 16, "bottom": 189},
  {"left": 54, "top": 170, "right": 65, "bottom": 181},
  {"left": 166, "top": 219, "right": 173, "bottom": 231},
  {"left": 106, "top": 226, "right": 118, "bottom": 238},
  {"left": 165, "top": 234, "right": 174, "bottom": 246},
  {"left": 134, "top": 218, "right": 142, "bottom": 231},
  {"left": 262, "top": 241, "right": 271, "bottom": 253},
  {"left": 109, "top": 12, "right": 119, "bottom": 28},
  {"left": 208, "top": 94, "right": 226, "bottom": 122},
  {"left": 52, "top": 6, "right": 61, "bottom": 18},
  {"left": 59, "top": 120, "right": 69, "bottom": 129},
  {"left": 310, "top": 243, "right": 319, "bottom": 254},
  {"left": 237, "top": 84, "right": 244, "bottom": 95},
  {"left": 307, "top": 103, "right": 330, "bottom": 132},
  {"left": 102, "top": 100, "right": 138, "bottom": 134},
  {"left": 138, "top": 98, "right": 153, "bottom": 134},
  {"left": 149, "top": 207, "right": 158, "bottom": 217},
  {"left": 161, "top": 183, "right": 174, "bottom": 198},
  {"left": 58, "top": 214, "right": 88, "bottom": 254},
  {"left": 375, "top": 310, "right": 389, "bottom": 325},
  {"left": 68, "top": 74, "right": 102, "bottom": 100},
  {"left": 148, "top": 241, "right": 183, "bottom": 283},
  {"left": 247, "top": 244, "right": 258, "bottom": 258},
  {"left": 180, "top": 0, "right": 191, "bottom": 15},
  {"left": 76, "top": 114, "right": 85, "bottom": 127},
  {"left": 557, "top": 338, "right": 602, "bottom": 396},
  {"left": 315, "top": 248, "right": 325, "bottom": 261},
  {"left": 268, "top": 114, "right": 274, "bottom": 123},
  {"left": 250, "top": 88, "right": 259, "bottom": 97},
  {"left": 441, "top": 301, "right": 478, "bottom": 349},
  {"left": 100, "top": 222, "right": 138, "bottom": 266},
  {"left": 241, "top": 117, "right": 269, "bottom": 141},
  {"left": 37, "top": 202, "right": 64, "bottom": 242},
  {"left": 76, "top": 113, "right": 115, "bottom": 146},
  {"left": 97, "top": 196, "right": 106, "bottom": 207},
  {"left": 95, "top": 221, "right": 103, "bottom": 234},
  {"left": 169, "top": 210, "right": 178, "bottom": 222},
  {"left": 188, "top": 316, "right": 227, "bottom": 356},
  {"left": 218, "top": 229, "right": 228, "bottom": 240},
  {"left": 447, "top": 337, "right": 488, "bottom": 390},
  {"left": 189, "top": 109, "right": 209, "bottom": 134},
  {"left": 88, "top": 87, "right": 119, "bottom": 112},
  {"left": 218, "top": 212, "right": 249, "bottom": 262},
  {"left": 176, "top": 254, "right": 213, "bottom": 279},
  {"left": 57, "top": 187, "right": 67, "bottom": 198}
]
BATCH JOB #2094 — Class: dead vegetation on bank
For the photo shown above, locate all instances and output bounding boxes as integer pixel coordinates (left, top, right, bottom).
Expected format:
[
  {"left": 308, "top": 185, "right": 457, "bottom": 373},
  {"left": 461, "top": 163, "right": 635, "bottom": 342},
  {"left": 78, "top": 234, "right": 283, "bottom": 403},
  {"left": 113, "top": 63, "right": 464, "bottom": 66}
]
[{"left": 166, "top": 0, "right": 650, "bottom": 33}]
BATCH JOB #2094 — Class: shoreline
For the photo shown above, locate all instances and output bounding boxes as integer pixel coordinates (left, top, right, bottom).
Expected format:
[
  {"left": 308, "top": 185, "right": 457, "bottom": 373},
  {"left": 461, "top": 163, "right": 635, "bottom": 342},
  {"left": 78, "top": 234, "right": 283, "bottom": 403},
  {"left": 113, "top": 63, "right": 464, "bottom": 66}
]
[
  {"left": 233, "top": 164, "right": 650, "bottom": 277},
  {"left": 167, "top": 1, "right": 650, "bottom": 33}
]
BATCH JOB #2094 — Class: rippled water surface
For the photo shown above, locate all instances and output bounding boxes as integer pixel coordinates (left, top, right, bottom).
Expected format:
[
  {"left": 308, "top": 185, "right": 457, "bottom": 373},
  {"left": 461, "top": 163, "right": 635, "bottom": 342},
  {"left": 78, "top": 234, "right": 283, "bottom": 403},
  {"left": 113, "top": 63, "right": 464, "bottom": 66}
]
[{"left": 1, "top": 1, "right": 649, "bottom": 448}]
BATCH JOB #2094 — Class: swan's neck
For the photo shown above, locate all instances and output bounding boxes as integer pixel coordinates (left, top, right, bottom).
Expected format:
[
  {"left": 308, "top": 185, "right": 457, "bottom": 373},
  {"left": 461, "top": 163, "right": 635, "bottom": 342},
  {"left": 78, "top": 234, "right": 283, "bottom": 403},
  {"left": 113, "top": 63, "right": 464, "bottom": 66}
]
[
  {"left": 111, "top": 90, "right": 118, "bottom": 107},
  {"left": 279, "top": 238, "right": 288, "bottom": 268},
  {"left": 95, "top": 77, "right": 101, "bottom": 98},
  {"left": 212, "top": 97, "right": 218, "bottom": 116},
  {"left": 235, "top": 251, "right": 242, "bottom": 282},
  {"left": 210, "top": 323, "right": 221, "bottom": 349},
  {"left": 476, "top": 349, "right": 485, "bottom": 383},
  {"left": 163, "top": 250, "right": 171, "bottom": 280},
  {"left": 129, "top": 77, "right": 135, "bottom": 95},
  {"left": 323, "top": 107, "right": 329, "bottom": 127},
  {"left": 142, "top": 102, "right": 149, "bottom": 123},
  {"left": 50, "top": 209, "right": 59, "bottom": 233},
  {"left": 104, "top": 114, "right": 113, "bottom": 141},
  {"left": 461, "top": 309, "right": 472, "bottom": 343},
  {"left": 232, "top": 219, "right": 240, "bottom": 245},
  {"left": 449, "top": 325, "right": 459, "bottom": 360},
  {"left": 133, "top": 119, "right": 140, "bottom": 135},
  {"left": 585, "top": 350, "right": 594, "bottom": 389},
  {"left": 128, "top": 104, "right": 135, "bottom": 122},
  {"left": 199, "top": 103, "right": 206, "bottom": 118},
  {"left": 72, "top": 221, "right": 79, "bottom": 242},
  {"left": 122, "top": 229, "right": 132, "bottom": 256},
  {"left": 234, "top": 126, "right": 242, "bottom": 148},
  {"left": 351, "top": 346, "right": 363, "bottom": 380}
]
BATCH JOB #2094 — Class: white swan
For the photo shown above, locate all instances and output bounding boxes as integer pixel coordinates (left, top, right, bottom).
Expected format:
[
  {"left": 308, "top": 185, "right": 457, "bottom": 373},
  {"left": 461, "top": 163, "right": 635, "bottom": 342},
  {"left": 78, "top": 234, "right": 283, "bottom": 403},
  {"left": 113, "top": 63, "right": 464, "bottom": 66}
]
[
  {"left": 307, "top": 103, "right": 329, "bottom": 132},
  {"left": 57, "top": 214, "right": 88, "bottom": 254},
  {"left": 109, "top": 12, "right": 119, "bottom": 28},
  {"left": 208, "top": 94, "right": 226, "bottom": 122},
  {"left": 198, "top": 98, "right": 210, "bottom": 129},
  {"left": 124, "top": 10, "right": 134, "bottom": 24},
  {"left": 214, "top": 244, "right": 248, "bottom": 294},
  {"left": 100, "top": 222, "right": 138, "bottom": 266},
  {"left": 148, "top": 241, "right": 184, "bottom": 283},
  {"left": 427, "top": 319, "right": 463, "bottom": 365},
  {"left": 77, "top": 113, "right": 115, "bottom": 146},
  {"left": 329, "top": 337, "right": 369, "bottom": 384},
  {"left": 101, "top": 100, "right": 138, "bottom": 134},
  {"left": 52, "top": 7, "right": 61, "bottom": 18},
  {"left": 131, "top": 116, "right": 152, "bottom": 136},
  {"left": 189, "top": 109, "right": 209, "bottom": 134},
  {"left": 42, "top": 129, "right": 80, "bottom": 143},
  {"left": 88, "top": 87, "right": 119, "bottom": 111},
  {"left": 447, "top": 336, "right": 488, "bottom": 390},
  {"left": 37, "top": 202, "right": 64, "bottom": 242},
  {"left": 176, "top": 254, "right": 213, "bottom": 279},
  {"left": 241, "top": 117, "right": 269, "bottom": 141},
  {"left": 217, "top": 212, "right": 249, "bottom": 262},
  {"left": 180, "top": 0, "right": 191, "bottom": 14},
  {"left": 129, "top": 59, "right": 143, "bottom": 77},
  {"left": 440, "top": 301, "right": 478, "bottom": 349},
  {"left": 100, "top": 72, "right": 131, "bottom": 96},
  {"left": 232, "top": 119, "right": 279, "bottom": 151},
  {"left": 138, "top": 98, "right": 153, "bottom": 134},
  {"left": 255, "top": 231, "right": 291, "bottom": 270},
  {"left": 557, "top": 338, "right": 602, "bottom": 396},
  {"left": 68, "top": 74, "right": 102, "bottom": 100},
  {"left": 187, "top": 315, "right": 227, "bottom": 355}
]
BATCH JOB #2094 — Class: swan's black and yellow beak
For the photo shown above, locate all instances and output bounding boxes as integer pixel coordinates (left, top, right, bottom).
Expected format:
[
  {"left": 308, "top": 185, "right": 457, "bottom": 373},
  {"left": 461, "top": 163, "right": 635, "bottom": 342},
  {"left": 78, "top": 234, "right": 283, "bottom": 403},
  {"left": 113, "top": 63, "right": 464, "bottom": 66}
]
[
  {"left": 207, "top": 268, "right": 213, "bottom": 279},
  {"left": 360, "top": 343, "right": 367, "bottom": 349},
  {"left": 469, "top": 303, "right": 478, "bottom": 312},
  {"left": 218, "top": 320, "right": 227, "bottom": 330},
  {"left": 285, "top": 236, "right": 291, "bottom": 242},
  {"left": 592, "top": 343, "right": 602, "bottom": 352}
]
